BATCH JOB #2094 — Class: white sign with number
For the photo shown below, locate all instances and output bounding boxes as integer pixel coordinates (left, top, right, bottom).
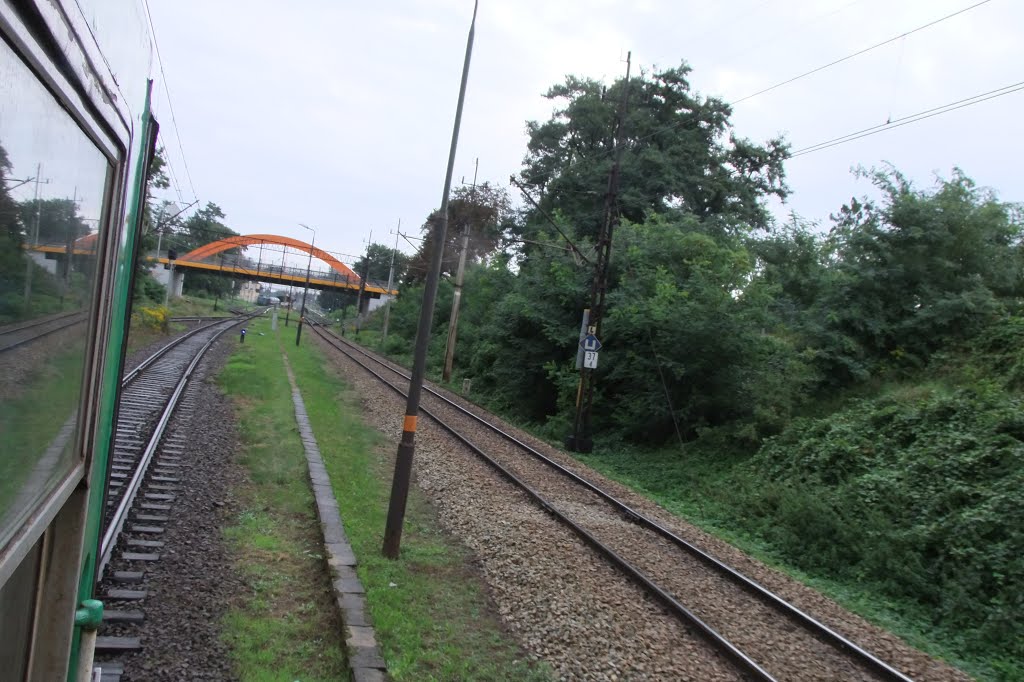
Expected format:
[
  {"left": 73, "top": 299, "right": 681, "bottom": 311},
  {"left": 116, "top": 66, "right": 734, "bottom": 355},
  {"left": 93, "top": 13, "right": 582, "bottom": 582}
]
[{"left": 584, "top": 350, "right": 599, "bottom": 369}]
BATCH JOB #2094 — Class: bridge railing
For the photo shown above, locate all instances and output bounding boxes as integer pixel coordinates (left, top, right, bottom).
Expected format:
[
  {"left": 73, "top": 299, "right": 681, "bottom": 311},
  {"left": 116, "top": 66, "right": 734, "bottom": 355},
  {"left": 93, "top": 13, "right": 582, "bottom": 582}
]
[{"left": 158, "top": 250, "right": 395, "bottom": 294}]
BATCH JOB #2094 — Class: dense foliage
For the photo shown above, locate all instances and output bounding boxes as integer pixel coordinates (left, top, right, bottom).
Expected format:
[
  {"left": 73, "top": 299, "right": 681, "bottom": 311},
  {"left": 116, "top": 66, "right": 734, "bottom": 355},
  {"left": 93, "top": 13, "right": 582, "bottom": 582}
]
[
  {"left": 0, "top": 140, "right": 92, "bottom": 319},
  {"left": 372, "top": 61, "right": 1024, "bottom": 677}
]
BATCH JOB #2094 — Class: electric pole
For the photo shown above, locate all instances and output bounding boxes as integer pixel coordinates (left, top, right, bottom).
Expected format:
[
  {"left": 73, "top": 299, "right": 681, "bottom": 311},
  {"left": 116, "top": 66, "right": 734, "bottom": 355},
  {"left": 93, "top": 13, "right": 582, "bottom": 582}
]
[
  {"left": 382, "top": 220, "right": 401, "bottom": 341},
  {"left": 296, "top": 223, "right": 316, "bottom": 346},
  {"left": 384, "top": 0, "right": 477, "bottom": 559},
  {"left": 61, "top": 187, "right": 77, "bottom": 306},
  {"left": 442, "top": 157, "right": 478, "bottom": 382},
  {"left": 22, "top": 163, "right": 49, "bottom": 310},
  {"left": 355, "top": 229, "right": 372, "bottom": 323},
  {"left": 568, "top": 51, "right": 632, "bottom": 453}
]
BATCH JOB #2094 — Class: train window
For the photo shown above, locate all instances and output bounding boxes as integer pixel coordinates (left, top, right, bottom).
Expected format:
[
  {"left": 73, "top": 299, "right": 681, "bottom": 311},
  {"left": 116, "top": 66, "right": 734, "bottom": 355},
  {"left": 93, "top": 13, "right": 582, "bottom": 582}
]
[{"left": 0, "top": 37, "right": 110, "bottom": 550}]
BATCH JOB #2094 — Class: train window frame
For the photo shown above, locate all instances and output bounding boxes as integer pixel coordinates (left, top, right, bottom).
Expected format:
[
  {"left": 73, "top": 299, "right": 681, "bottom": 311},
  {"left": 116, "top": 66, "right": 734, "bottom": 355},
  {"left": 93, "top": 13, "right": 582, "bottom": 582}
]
[{"left": 0, "top": 2, "right": 131, "bottom": 587}]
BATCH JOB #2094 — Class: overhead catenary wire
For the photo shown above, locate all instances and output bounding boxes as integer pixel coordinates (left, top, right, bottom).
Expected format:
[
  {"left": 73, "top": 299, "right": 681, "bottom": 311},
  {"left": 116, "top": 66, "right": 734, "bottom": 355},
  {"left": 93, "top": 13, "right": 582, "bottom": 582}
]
[
  {"left": 142, "top": 0, "right": 199, "bottom": 203},
  {"left": 157, "top": 144, "right": 185, "bottom": 204},
  {"left": 789, "top": 79, "right": 1024, "bottom": 158},
  {"left": 515, "top": 0, "right": 996, "bottom": 191},
  {"left": 729, "top": 0, "right": 994, "bottom": 105}
]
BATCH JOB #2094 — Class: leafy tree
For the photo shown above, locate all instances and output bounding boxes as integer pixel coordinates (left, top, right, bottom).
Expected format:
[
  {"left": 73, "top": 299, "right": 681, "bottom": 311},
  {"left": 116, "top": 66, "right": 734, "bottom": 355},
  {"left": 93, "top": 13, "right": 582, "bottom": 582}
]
[
  {"left": 0, "top": 141, "right": 26, "bottom": 313},
  {"left": 134, "top": 148, "right": 181, "bottom": 304},
  {"left": 518, "top": 63, "right": 789, "bottom": 239},
  {"left": 812, "top": 168, "right": 1024, "bottom": 381},
  {"left": 174, "top": 202, "right": 241, "bottom": 298},
  {"left": 148, "top": 146, "right": 171, "bottom": 192},
  {"left": 406, "top": 182, "right": 513, "bottom": 284},
  {"left": 319, "top": 288, "right": 358, "bottom": 313},
  {"left": 354, "top": 242, "right": 410, "bottom": 285},
  {"left": 17, "top": 198, "right": 89, "bottom": 245}
]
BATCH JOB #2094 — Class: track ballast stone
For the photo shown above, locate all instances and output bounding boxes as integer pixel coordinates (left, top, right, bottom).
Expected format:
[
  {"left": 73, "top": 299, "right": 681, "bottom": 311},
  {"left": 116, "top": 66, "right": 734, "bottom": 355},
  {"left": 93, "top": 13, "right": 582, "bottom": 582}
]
[
  {"left": 311, "top": 331, "right": 972, "bottom": 682},
  {"left": 96, "top": 338, "right": 246, "bottom": 681}
]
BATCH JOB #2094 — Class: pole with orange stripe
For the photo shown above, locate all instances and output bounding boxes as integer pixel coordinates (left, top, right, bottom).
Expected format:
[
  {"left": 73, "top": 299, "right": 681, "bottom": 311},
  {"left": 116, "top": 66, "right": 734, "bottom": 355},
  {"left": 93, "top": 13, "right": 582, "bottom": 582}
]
[{"left": 382, "top": 0, "right": 478, "bottom": 559}]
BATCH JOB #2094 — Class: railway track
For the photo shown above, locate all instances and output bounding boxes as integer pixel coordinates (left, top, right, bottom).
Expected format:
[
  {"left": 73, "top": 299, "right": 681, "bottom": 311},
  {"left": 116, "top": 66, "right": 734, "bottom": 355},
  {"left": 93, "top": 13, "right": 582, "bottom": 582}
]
[
  {"left": 309, "top": 322, "right": 915, "bottom": 682},
  {"left": 0, "top": 309, "right": 87, "bottom": 352},
  {"left": 92, "top": 315, "right": 249, "bottom": 677}
]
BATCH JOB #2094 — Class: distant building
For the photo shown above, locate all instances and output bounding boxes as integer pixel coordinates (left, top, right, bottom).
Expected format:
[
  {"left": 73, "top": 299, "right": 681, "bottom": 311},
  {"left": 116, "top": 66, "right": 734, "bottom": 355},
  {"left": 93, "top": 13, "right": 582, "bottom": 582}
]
[{"left": 237, "top": 280, "right": 259, "bottom": 303}]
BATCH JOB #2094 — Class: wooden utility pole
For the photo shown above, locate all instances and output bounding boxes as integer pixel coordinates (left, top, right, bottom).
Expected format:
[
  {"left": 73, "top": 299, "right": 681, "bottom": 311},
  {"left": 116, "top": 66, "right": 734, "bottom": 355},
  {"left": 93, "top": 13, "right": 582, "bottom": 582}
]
[
  {"left": 568, "top": 51, "right": 632, "bottom": 453},
  {"left": 442, "top": 157, "right": 478, "bottom": 382}
]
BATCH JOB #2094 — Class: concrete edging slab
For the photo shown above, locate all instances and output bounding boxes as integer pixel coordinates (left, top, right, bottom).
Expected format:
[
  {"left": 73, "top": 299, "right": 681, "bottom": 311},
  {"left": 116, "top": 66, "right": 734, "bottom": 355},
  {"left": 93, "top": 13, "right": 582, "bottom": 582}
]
[{"left": 282, "top": 353, "right": 389, "bottom": 682}]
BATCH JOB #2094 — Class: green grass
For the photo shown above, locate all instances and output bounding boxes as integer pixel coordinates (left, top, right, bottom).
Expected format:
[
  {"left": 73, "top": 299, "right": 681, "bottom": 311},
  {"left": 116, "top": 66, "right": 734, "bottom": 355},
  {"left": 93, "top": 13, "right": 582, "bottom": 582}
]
[
  {"left": 0, "top": 263, "right": 87, "bottom": 324},
  {"left": 283, "top": 324, "right": 551, "bottom": 681},
  {"left": 217, "top": 319, "right": 348, "bottom": 682},
  {"left": 0, "top": 346, "right": 85, "bottom": 520},
  {"left": 125, "top": 295, "right": 255, "bottom": 354},
  {"left": 167, "top": 294, "right": 251, "bottom": 317}
]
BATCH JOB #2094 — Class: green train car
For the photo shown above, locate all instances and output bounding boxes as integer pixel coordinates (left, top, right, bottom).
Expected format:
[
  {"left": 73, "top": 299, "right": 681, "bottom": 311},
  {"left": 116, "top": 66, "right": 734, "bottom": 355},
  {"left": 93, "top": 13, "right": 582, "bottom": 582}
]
[{"left": 0, "top": 1, "right": 157, "bottom": 678}]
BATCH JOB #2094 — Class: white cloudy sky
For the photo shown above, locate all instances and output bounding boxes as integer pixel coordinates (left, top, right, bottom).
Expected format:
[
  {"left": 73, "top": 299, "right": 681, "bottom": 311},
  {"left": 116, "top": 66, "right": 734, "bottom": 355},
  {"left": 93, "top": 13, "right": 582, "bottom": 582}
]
[{"left": 140, "top": 0, "right": 1023, "bottom": 267}]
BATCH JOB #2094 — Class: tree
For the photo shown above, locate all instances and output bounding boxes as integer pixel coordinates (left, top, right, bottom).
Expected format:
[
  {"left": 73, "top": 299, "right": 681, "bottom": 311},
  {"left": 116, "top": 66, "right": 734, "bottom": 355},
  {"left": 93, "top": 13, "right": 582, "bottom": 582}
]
[
  {"left": 175, "top": 202, "right": 241, "bottom": 298},
  {"left": 319, "top": 288, "right": 358, "bottom": 313},
  {"left": 354, "top": 242, "right": 410, "bottom": 285},
  {"left": 133, "top": 148, "right": 177, "bottom": 304},
  {"left": 813, "top": 168, "right": 1024, "bottom": 379},
  {"left": 518, "top": 63, "right": 789, "bottom": 239},
  {"left": 405, "top": 182, "right": 513, "bottom": 284},
  {"left": 17, "top": 198, "right": 89, "bottom": 245},
  {"left": 0, "top": 141, "right": 26, "bottom": 313}
]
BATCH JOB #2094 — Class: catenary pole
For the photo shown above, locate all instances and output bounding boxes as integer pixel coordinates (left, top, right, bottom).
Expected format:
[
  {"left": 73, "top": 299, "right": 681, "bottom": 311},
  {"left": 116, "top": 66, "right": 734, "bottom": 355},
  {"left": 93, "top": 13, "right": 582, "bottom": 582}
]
[
  {"left": 296, "top": 223, "right": 316, "bottom": 346},
  {"left": 355, "top": 229, "right": 373, "bottom": 322},
  {"left": 23, "top": 163, "right": 43, "bottom": 309},
  {"left": 382, "top": 219, "right": 400, "bottom": 341},
  {"left": 442, "top": 157, "right": 478, "bottom": 382},
  {"left": 384, "top": 0, "right": 478, "bottom": 559},
  {"left": 283, "top": 248, "right": 292, "bottom": 327}
]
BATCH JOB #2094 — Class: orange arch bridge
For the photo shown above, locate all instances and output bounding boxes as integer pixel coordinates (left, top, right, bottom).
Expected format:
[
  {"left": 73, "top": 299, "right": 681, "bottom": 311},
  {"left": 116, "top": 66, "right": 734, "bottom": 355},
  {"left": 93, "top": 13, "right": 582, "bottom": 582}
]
[{"left": 168, "top": 234, "right": 394, "bottom": 296}]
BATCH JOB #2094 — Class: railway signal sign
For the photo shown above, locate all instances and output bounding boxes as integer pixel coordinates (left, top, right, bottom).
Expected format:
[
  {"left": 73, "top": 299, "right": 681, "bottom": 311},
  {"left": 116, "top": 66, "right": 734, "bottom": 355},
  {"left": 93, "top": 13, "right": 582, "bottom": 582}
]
[
  {"left": 584, "top": 350, "right": 599, "bottom": 369},
  {"left": 580, "top": 333, "right": 602, "bottom": 353}
]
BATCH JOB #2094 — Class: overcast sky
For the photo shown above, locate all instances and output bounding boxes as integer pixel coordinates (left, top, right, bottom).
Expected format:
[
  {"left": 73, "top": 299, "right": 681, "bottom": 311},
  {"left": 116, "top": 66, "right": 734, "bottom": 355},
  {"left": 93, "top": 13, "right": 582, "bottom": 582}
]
[{"left": 141, "top": 0, "right": 1023, "bottom": 268}]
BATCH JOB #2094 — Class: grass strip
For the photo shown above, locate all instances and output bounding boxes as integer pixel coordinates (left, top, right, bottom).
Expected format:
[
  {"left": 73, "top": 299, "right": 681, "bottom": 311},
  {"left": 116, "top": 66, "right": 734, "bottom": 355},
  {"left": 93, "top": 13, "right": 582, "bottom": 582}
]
[
  {"left": 284, "top": 324, "right": 551, "bottom": 681},
  {"left": 0, "top": 346, "right": 84, "bottom": 518},
  {"left": 217, "top": 316, "right": 347, "bottom": 682}
]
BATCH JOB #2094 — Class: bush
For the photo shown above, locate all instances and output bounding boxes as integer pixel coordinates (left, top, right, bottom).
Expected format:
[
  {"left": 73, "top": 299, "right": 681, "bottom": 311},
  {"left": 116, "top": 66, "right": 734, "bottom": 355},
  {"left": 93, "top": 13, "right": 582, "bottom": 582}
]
[
  {"left": 137, "top": 305, "right": 169, "bottom": 332},
  {"left": 749, "top": 384, "right": 1024, "bottom": 660}
]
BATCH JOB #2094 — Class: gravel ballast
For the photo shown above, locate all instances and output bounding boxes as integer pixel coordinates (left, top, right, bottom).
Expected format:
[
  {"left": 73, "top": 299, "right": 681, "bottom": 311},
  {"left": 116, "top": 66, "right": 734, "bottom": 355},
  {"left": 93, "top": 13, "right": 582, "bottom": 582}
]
[
  {"left": 96, "top": 336, "right": 247, "bottom": 681},
  {"left": 310, "top": 329, "right": 972, "bottom": 682}
]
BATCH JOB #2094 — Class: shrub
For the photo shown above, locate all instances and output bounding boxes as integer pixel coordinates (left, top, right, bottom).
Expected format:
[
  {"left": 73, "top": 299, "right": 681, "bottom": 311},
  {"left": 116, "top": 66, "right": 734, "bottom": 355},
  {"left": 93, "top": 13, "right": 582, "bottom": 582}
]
[{"left": 137, "top": 305, "right": 169, "bottom": 332}]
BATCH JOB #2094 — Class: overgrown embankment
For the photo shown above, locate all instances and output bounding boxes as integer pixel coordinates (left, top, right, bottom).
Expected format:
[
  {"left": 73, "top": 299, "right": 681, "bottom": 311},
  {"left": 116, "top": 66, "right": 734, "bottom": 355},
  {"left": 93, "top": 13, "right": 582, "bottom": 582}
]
[
  {"left": 355, "top": 167, "right": 1023, "bottom": 680},
  {"left": 580, "top": 320, "right": 1024, "bottom": 681}
]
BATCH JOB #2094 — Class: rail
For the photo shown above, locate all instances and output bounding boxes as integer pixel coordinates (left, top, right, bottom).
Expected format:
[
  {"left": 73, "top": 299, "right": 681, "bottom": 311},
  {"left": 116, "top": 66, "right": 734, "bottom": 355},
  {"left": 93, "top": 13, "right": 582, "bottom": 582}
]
[{"left": 309, "top": 322, "right": 914, "bottom": 682}]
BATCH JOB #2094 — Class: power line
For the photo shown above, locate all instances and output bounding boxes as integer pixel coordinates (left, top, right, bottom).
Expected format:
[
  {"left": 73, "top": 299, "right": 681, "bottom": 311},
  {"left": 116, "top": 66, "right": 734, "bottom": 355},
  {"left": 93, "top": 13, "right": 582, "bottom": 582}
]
[
  {"left": 730, "top": 0, "right": 994, "bottom": 105},
  {"left": 789, "top": 79, "right": 1024, "bottom": 158},
  {"left": 516, "top": 0, "right": 994, "bottom": 191},
  {"left": 142, "top": 0, "right": 199, "bottom": 202},
  {"left": 157, "top": 144, "right": 185, "bottom": 203}
]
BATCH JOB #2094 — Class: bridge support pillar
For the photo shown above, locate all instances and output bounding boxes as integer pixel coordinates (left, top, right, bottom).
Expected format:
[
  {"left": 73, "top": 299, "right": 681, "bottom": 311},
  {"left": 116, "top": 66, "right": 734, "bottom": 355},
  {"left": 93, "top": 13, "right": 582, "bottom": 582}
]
[
  {"left": 169, "top": 269, "right": 184, "bottom": 298},
  {"left": 150, "top": 263, "right": 185, "bottom": 299}
]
